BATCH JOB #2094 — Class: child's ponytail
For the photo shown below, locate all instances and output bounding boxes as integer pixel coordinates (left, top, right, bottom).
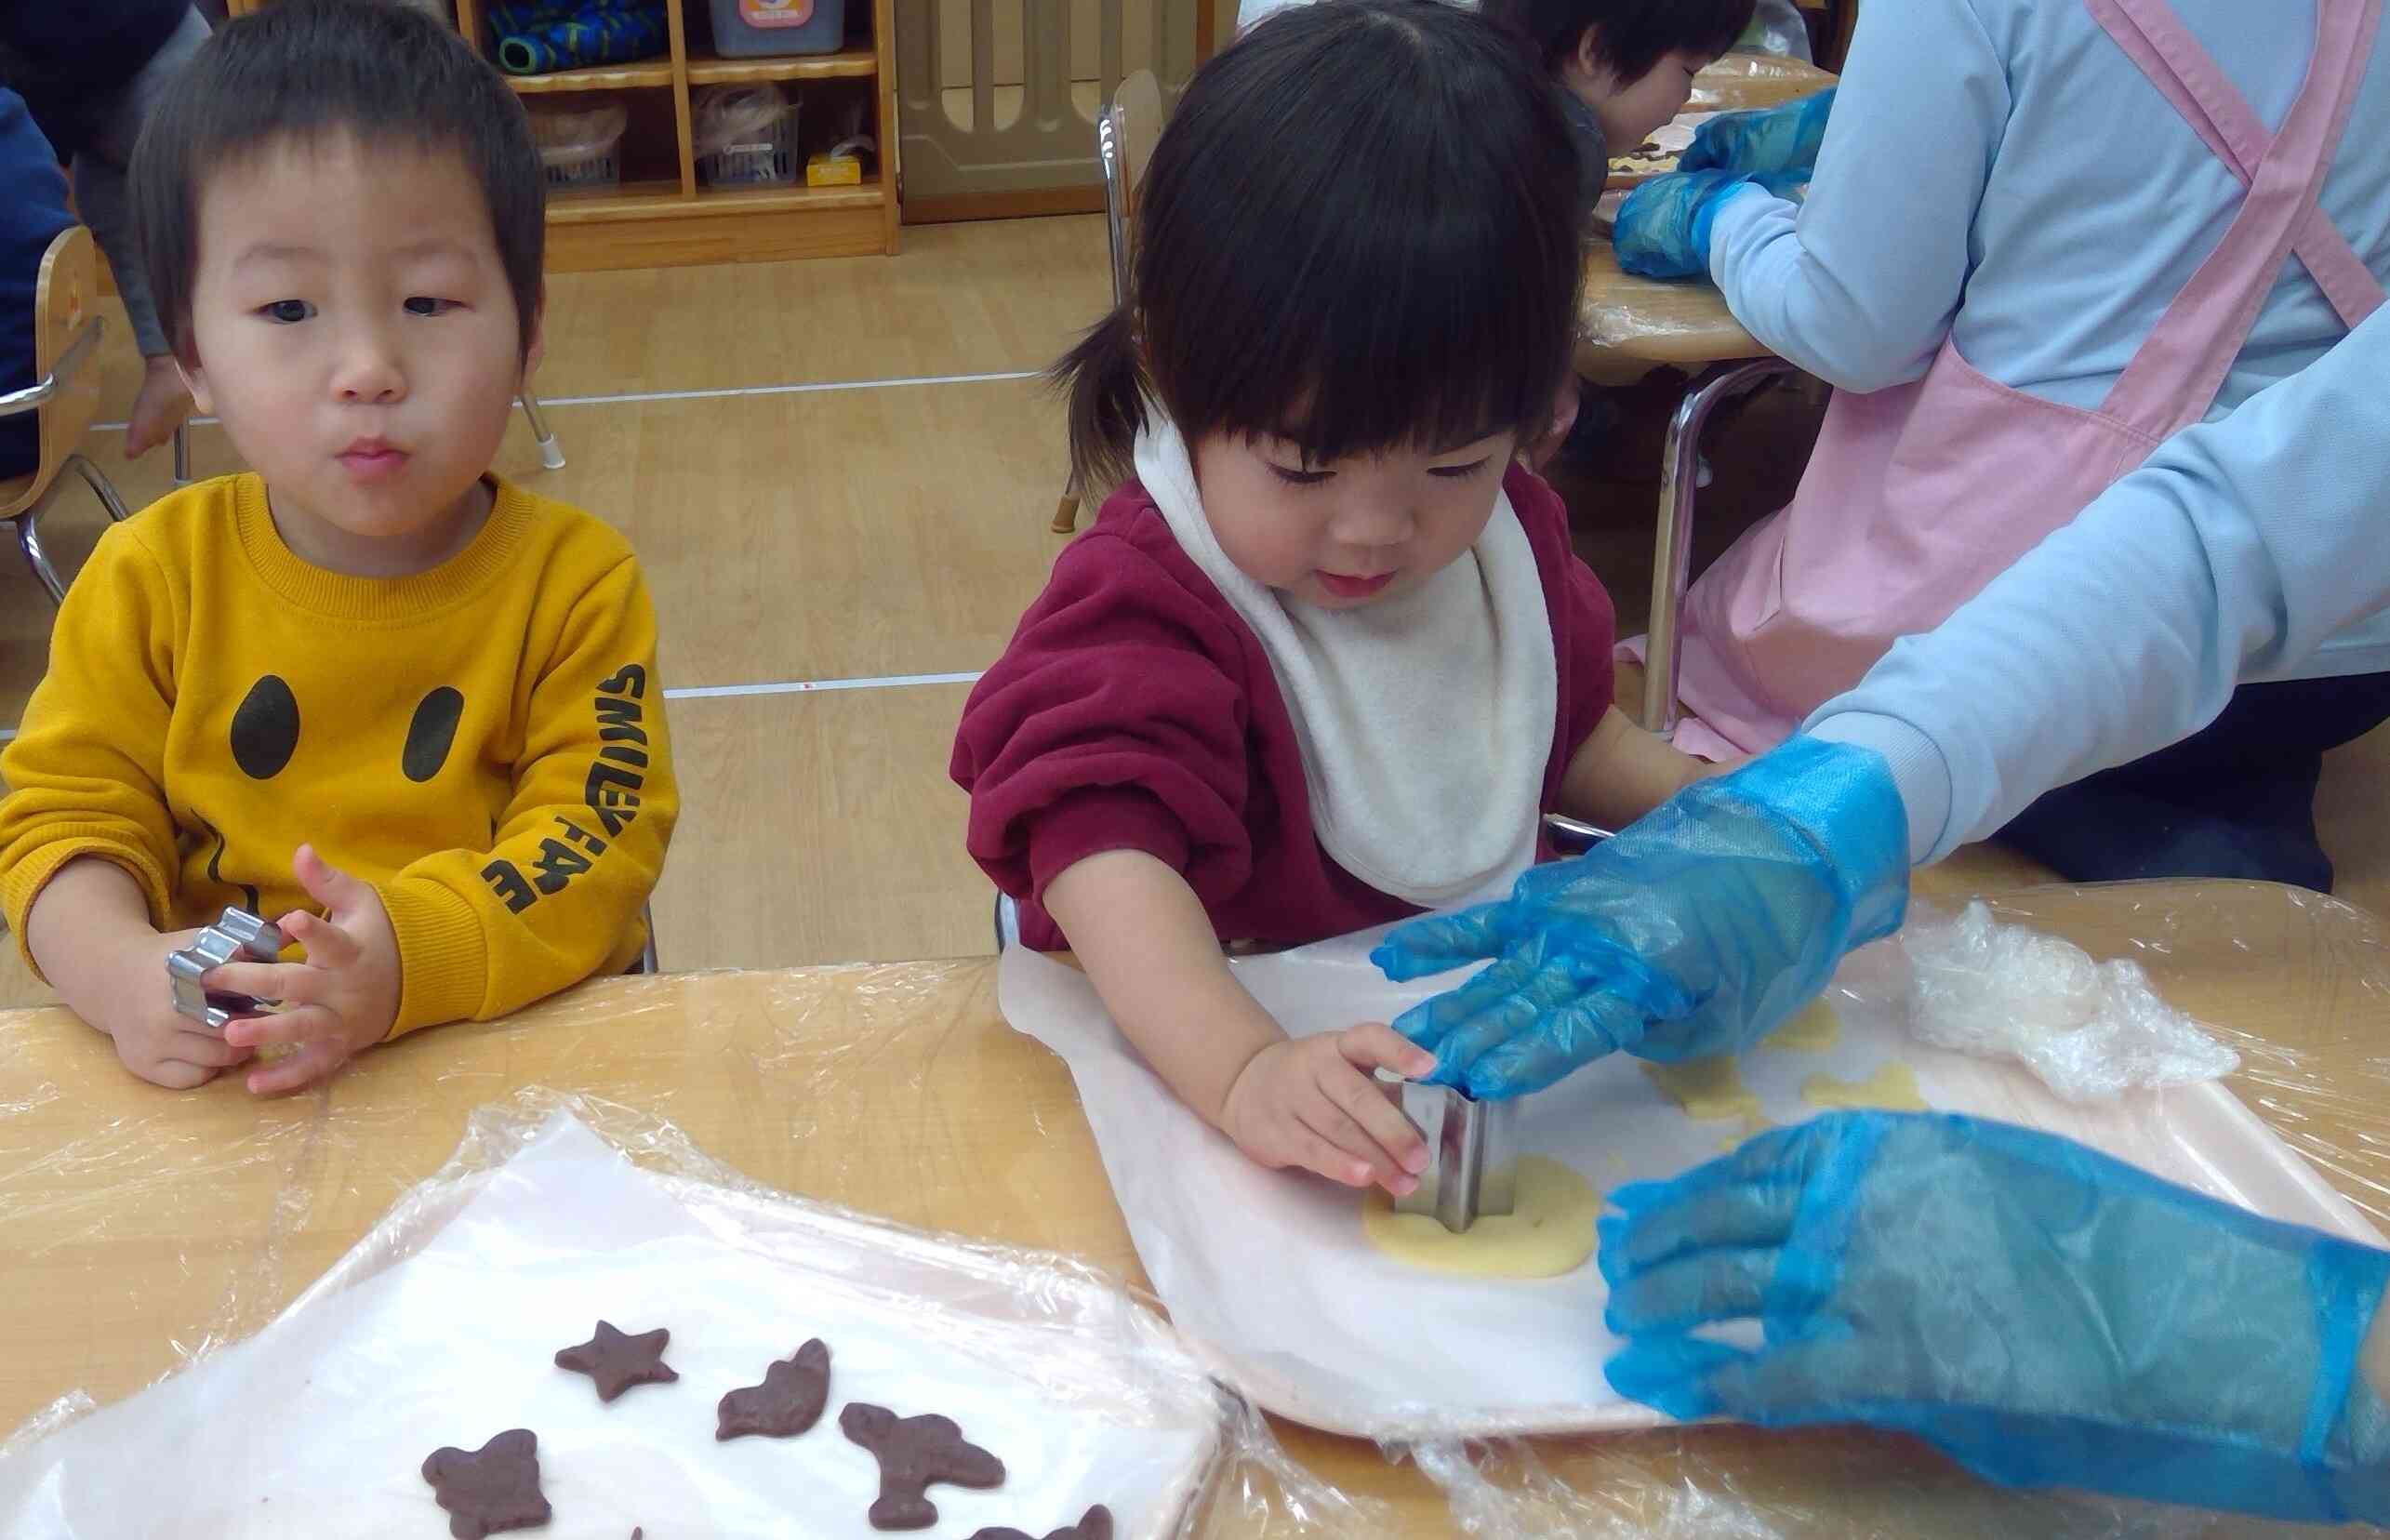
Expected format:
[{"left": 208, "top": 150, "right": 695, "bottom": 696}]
[{"left": 1048, "top": 304, "right": 1147, "bottom": 495}]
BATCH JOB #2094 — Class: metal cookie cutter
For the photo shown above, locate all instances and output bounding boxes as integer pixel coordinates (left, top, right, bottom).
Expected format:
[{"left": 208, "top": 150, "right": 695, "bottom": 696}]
[
  {"left": 166, "top": 908, "right": 285, "bottom": 1032},
  {"left": 1378, "top": 1074, "right": 1520, "bottom": 1233}
]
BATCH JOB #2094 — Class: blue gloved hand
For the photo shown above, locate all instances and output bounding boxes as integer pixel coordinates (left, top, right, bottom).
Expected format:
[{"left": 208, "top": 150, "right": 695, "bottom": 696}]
[
  {"left": 1613, "top": 168, "right": 1808, "bottom": 280},
  {"left": 1372, "top": 737, "right": 1906, "bottom": 1100},
  {"left": 1600, "top": 1110, "right": 2390, "bottom": 1525},
  {"left": 1679, "top": 88, "right": 1837, "bottom": 178}
]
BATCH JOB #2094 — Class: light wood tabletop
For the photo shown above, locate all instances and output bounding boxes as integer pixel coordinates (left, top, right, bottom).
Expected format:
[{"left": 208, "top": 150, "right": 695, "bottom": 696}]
[
  {"left": 5, "top": 880, "right": 2383, "bottom": 1534},
  {"left": 1579, "top": 55, "right": 1839, "bottom": 373}
]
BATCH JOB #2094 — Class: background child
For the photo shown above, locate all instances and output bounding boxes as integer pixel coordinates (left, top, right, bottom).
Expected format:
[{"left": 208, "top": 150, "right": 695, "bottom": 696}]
[
  {"left": 1479, "top": 0, "right": 1757, "bottom": 225},
  {"left": 0, "top": 0, "right": 676, "bottom": 1095},
  {"left": 951, "top": 0, "right": 1705, "bottom": 1200},
  {"left": 0, "top": 2, "right": 214, "bottom": 458}
]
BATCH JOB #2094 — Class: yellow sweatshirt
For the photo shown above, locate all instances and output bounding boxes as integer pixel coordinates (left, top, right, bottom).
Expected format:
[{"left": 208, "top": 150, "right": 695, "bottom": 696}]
[{"left": 0, "top": 472, "right": 677, "bottom": 1037}]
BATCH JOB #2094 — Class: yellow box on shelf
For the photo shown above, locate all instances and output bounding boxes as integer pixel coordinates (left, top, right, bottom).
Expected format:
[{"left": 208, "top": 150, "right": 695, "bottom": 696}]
[{"left": 805, "top": 153, "right": 862, "bottom": 187}]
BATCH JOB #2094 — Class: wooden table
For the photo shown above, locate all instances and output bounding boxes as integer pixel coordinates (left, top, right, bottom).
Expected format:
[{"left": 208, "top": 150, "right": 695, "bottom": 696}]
[
  {"left": 1577, "top": 54, "right": 1838, "bottom": 373},
  {"left": 6, "top": 881, "right": 2385, "bottom": 1535}
]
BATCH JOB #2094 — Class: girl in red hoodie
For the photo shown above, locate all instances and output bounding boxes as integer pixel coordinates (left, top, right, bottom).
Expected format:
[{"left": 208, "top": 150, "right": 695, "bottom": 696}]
[{"left": 952, "top": 0, "right": 1704, "bottom": 1201}]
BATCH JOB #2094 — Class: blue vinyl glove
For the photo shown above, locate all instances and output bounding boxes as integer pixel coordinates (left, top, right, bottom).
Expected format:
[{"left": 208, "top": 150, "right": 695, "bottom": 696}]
[
  {"left": 1600, "top": 1111, "right": 2390, "bottom": 1525},
  {"left": 1679, "top": 88, "right": 1837, "bottom": 178},
  {"left": 1373, "top": 737, "right": 1906, "bottom": 1101},
  {"left": 1614, "top": 168, "right": 1808, "bottom": 280}
]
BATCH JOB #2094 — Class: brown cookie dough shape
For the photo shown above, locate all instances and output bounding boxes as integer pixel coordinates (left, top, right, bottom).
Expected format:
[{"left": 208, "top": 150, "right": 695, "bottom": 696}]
[
  {"left": 840, "top": 1402, "right": 1006, "bottom": 1531},
  {"left": 716, "top": 1338, "right": 832, "bottom": 1440},
  {"left": 420, "top": 1428, "right": 552, "bottom": 1539},
  {"left": 970, "top": 1505, "right": 1114, "bottom": 1540},
  {"left": 553, "top": 1321, "right": 679, "bottom": 1402}
]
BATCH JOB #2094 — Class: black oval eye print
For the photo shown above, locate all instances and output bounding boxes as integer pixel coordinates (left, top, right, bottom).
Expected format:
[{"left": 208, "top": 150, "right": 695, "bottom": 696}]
[
  {"left": 230, "top": 675, "right": 300, "bottom": 780},
  {"left": 403, "top": 687, "right": 465, "bottom": 783}
]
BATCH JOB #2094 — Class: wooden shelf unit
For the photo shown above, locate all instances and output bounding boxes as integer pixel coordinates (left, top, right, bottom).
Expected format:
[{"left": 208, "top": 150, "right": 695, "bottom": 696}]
[{"left": 225, "top": 0, "right": 896, "bottom": 270}]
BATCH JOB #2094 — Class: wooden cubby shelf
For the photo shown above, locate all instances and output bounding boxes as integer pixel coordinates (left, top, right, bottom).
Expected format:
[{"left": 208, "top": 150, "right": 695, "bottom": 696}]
[
  {"left": 224, "top": 0, "right": 906, "bottom": 268},
  {"left": 502, "top": 60, "right": 678, "bottom": 93},
  {"left": 685, "top": 44, "right": 880, "bottom": 85}
]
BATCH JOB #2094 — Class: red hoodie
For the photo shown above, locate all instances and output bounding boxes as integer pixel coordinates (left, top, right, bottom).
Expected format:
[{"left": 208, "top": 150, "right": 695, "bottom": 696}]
[{"left": 951, "top": 463, "right": 1616, "bottom": 951}]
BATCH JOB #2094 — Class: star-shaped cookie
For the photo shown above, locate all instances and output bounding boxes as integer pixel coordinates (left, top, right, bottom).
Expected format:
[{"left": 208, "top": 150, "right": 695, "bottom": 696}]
[{"left": 553, "top": 1320, "right": 679, "bottom": 1402}]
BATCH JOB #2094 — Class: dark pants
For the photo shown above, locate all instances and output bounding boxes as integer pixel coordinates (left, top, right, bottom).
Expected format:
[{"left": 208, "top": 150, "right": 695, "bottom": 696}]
[{"left": 1997, "top": 672, "right": 2390, "bottom": 893}]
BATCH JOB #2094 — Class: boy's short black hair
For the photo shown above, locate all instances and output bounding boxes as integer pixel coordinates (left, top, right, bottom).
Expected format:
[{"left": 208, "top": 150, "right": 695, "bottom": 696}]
[
  {"left": 130, "top": 0, "right": 545, "bottom": 364},
  {"left": 1480, "top": 0, "right": 1757, "bottom": 83},
  {"left": 1054, "top": 0, "right": 1583, "bottom": 488}
]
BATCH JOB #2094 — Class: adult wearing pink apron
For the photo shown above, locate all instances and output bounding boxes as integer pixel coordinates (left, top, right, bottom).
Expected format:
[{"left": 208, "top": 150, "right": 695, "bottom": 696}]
[{"left": 1650, "top": 0, "right": 2390, "bottom": 888}]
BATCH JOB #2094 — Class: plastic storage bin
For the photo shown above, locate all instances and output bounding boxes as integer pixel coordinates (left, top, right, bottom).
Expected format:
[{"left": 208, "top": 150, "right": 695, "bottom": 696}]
[
  {"left": 695, "top": 85, "right": 801, "bottom": 186},
  {"left": 708, "top": 0, "right": 849, "bottom": 57},
  {"left": 529, "top": 101, "right": 628, "bottom": 192}
]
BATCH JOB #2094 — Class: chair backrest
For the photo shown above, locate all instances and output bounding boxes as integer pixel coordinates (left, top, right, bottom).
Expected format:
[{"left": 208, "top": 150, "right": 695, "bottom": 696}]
[
  {"left": 2, "top": 226, "right": 105, "bottom": 519},
  {"left": 36, "top": 227, "right": 104, "bottom": 479},
  {"left": 1099, "top": 69, "right": 1164, "bottom": 311}
]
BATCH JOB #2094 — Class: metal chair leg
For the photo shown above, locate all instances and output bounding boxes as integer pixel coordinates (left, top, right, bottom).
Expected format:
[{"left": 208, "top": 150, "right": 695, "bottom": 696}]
[
  {"left": 172, "top": 419, "right": 193, "bottom": 486},
  {"left": 520, "top": 391, "right": 565, "bottom": 471},
  {"left": 1642, "top": 359, "right": 1797, "bottom": 738},
  {"left": 66, "top": 452, "right": 131, "bottom": 523},
  {"left": 1052, "top": 471, "right": 1082, "bottom": 534},
  {"left": 638, "top": 900, "right": 660, "bottom": 974},
  {"left": 17, "top": 507, "right": 64, "bottom": 605}
]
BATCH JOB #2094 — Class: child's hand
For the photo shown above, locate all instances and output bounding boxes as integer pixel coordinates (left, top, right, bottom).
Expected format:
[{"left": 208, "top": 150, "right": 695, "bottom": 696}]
[
  {"left": 1220, "top": 1025, "right": 1437, "bottom": 1194},
  {"left": 206, "top": 845, "right": 401, "bottom": 1096},
  {"left": 96, "top": 926, "right": 259, "bottom": 1089}
]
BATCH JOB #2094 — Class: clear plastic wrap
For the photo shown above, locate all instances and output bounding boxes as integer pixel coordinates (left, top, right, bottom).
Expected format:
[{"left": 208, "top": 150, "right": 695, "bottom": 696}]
[
  {"left": 1001, "top": 883, "right": 2390, "bottom": 1538},
  {"left": 0, "top": 975, "right": 1379, "bottom": 1537},
  {"left": 1901, "top": 898, "right": 2242, "bottom": 1099},
  {"left": 8, "top": 883, "right": 2390, "bottom": 1537}
]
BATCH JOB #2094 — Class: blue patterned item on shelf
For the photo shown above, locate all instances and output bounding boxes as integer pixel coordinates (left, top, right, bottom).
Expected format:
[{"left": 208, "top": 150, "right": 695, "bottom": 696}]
[{"left": 489, "top": 0, "right": 669, "bottom": 74}]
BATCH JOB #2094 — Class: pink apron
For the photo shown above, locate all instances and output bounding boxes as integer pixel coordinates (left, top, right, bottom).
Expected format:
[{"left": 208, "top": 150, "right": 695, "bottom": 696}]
[{"left": 1662, "top": 0, "right": 2385, "bottom": 760}]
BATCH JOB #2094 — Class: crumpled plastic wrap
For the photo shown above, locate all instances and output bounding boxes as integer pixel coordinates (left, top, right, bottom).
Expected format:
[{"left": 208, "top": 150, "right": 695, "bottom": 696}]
[
  {"left": 1899, "top": 898, "right": 2243, "bottom": 1100},
  {"left": 0, "top": 974, "right": 1381, "bottom": 1538},
  {"left": 1381, "top": 883, "right": 2390, "bottom": 1540}
]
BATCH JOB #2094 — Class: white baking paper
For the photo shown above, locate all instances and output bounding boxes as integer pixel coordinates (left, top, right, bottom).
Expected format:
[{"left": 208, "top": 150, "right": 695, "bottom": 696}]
[
  {"left": 997, "top": 924, "right": 2385, "bottom": 1440},
  {"left": 0, "top": 1112, "right": 1221, "bottom": 1539}
]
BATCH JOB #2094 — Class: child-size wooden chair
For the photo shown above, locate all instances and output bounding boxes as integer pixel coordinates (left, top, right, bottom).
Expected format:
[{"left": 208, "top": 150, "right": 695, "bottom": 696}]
[
  {"left": 0, "top": 226, "right": 131, "bottom": 604},
  {"left": 1052, "top": 68, "right": 1164, "bottom": 535}
]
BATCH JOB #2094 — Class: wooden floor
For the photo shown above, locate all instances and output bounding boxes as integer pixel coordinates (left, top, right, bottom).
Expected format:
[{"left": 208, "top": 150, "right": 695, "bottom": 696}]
[{"left": 2, "top": 212, "right": 2383, "bottom": 1011}]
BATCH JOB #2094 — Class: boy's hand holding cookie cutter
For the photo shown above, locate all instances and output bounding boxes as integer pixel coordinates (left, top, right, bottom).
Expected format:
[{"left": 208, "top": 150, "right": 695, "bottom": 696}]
[{"left": 166, "top": 908, "right": 286, "bottom": 1032}]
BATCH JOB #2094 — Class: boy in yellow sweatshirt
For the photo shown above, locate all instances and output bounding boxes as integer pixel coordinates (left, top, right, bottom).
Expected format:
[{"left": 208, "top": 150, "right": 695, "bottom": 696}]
[{"left": 0, "top": 0, "right": 676, "bottom": 1095}]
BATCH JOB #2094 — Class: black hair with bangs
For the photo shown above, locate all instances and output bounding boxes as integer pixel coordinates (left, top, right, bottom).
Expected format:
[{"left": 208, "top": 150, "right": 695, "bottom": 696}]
[
  {"left": 1054, "top": 0, "right": 1583, "bottom": 490},
  {"left": 1480, "top": 0, "right": 1756, "bottom": 85},
  {"left": 130, "top": 0, "right": 545, "bottom": 365}
]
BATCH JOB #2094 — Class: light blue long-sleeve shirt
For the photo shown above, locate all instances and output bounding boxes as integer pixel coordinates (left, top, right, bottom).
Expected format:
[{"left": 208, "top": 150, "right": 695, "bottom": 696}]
[
  {"left": 1807, "top": 303, "right": 2390, "bottom": 863},
  {"left": 1706, "top": 0, "right": 2390, "bottom": 681}
]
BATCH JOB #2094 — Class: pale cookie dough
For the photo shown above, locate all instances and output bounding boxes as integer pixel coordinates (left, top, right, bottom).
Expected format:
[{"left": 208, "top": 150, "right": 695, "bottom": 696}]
[
  {"left": 1719, "top": 1114, "right": 1773, "bottom": 1153},
  {"left": 1800, "top": 1061, "right": 1928, "bottom": 1112},
  {"left": 1764, "top": 1000, "right": 1841, "bottom": 1053},
  {"left": 1640, "top": 1056, "right": 1761, "bottom": 1122},
  {"left": 1361, "top": 1156, "right": 1599, "bottom": 1279}
]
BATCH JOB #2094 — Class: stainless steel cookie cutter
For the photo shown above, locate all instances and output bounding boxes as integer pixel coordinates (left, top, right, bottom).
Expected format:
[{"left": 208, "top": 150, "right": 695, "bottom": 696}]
[
  {"left": 166, "top": 908, "right": 285, "bottom": 1032},
  {"left": 1378, "top": 1074, "right": 1520, "bottom": 1233}
]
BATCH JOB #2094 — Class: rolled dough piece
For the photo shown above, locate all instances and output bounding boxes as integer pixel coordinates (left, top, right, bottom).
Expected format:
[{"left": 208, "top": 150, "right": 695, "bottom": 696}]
[
  {"left": 1764, "top": 1000, "right": 1840, "bottom": 1053},
  {"left": 1801, "top": 1061, "right": 1927, "bottom": 1112},
  {"left": 1360, "top": 1155, "right": 1598, "bottom": 1279},
  {"left": 1640, "top": 1056, "right": 1760, "bottom": 1122}
]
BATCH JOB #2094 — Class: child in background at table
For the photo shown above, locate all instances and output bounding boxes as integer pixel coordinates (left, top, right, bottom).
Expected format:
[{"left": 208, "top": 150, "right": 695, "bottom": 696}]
[
  {"left": 1480, "top": 0, "right": 1757, "bottom": 225},
  {"left": 951, "top": 0, "right": 1705, "bottom": 1200},
  {"left": 1480, "top": 0, "right": 1756, "bottom": 466},
  {"left": 0, "top": 0, "right": 676, "bottom": 1095}
]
